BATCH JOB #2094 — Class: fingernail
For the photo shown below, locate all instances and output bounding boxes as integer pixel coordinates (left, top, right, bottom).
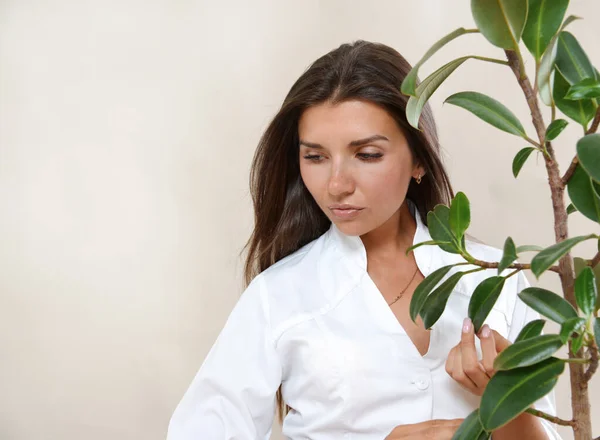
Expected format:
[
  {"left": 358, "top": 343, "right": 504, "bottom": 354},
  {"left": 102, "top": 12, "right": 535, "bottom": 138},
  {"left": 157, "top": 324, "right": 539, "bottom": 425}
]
[
  {"left": 481, "top": 325, "right": 491, "bottom": 338},
  {"left": 462, "top": 317, "right": 472, "bottom": 333}
]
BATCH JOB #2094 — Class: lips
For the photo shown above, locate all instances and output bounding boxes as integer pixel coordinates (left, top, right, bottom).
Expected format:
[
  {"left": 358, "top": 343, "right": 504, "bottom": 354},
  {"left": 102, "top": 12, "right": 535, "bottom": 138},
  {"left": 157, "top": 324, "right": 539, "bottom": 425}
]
[
  {"left": 329, "top": 206, "right": 364, "bottom": 220},
  {"left": 328, "top": 205, "right": 363, "bottom": 210}
]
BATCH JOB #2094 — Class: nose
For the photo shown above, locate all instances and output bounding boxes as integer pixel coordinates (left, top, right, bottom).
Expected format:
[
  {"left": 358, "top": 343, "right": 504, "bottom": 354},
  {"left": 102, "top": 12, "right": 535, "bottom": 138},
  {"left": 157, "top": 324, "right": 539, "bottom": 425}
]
[{"left": 327, "top": 161, "right": 355, "bottom": 197}]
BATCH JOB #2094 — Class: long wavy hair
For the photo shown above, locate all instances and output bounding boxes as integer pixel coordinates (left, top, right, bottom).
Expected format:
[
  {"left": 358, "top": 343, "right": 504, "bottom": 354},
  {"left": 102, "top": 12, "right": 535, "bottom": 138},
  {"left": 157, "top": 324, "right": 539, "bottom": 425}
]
[{"left": 241, "top": 40, "right": 455, "bottom": 422}]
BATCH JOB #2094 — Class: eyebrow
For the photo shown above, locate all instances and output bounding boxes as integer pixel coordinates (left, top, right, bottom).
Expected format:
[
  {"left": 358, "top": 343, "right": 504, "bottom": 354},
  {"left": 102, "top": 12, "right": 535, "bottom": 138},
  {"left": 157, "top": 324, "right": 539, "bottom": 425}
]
[{"left": 298, "top": 134, "right": 389, "bottom": 149}]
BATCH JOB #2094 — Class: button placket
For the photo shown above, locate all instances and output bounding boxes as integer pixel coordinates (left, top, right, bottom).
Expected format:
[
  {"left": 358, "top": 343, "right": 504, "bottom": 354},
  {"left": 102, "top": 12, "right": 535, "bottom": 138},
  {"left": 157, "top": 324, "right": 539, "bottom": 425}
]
[{"left": 411, "top": 373, "right": 431, "bottom": 391}]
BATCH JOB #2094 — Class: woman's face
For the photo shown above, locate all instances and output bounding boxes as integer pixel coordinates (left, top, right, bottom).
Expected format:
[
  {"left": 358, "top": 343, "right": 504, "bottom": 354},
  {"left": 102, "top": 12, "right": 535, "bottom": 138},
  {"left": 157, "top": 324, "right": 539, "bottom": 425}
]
[{"left": 298, "top": 99, "right": 423, "bottom": 236}]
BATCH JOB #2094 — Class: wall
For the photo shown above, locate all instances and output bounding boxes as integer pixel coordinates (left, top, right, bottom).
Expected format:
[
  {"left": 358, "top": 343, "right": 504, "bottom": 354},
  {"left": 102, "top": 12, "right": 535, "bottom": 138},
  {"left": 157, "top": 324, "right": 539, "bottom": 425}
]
[{"left": 0, "top": 1, "right": 598, "bottom": 439}]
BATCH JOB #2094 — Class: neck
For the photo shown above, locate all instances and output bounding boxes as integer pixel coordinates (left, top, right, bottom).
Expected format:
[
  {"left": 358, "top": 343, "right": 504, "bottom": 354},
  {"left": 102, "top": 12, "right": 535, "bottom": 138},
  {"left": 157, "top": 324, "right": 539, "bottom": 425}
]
[{"left": 360, "top": 200, "right": 417, "bottom": 263}]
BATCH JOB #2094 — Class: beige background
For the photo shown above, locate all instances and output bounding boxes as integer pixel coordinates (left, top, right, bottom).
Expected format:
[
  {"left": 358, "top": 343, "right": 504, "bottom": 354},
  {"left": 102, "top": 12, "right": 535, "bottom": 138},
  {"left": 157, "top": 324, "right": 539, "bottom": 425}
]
[{"left": 0, "top": 1, "right": 599, "bottom": 439}]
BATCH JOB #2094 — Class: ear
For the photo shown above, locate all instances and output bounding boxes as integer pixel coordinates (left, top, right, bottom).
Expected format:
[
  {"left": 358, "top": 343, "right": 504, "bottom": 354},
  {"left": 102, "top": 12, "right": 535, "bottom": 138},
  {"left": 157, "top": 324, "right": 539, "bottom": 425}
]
[{"left": 413, "top": 165, "right": 426, "bottom": 178}]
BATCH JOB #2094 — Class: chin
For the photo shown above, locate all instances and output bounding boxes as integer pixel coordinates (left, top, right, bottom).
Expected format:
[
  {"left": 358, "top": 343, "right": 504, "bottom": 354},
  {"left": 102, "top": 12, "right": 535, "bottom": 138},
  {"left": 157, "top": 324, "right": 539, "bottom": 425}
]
[{"left": 332, "top": 220, "right": 370, "bottom": 237}]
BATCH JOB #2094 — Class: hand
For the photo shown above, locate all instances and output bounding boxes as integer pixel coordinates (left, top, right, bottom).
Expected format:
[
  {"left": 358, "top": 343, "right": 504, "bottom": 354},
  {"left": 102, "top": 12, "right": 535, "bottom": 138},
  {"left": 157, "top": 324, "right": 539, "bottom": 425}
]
[
  {"left": 445, "top": 318, "right": 511, "bottom": 396},
  {"left": 384, "top": 419, "right": 464, "bottom": 439}
]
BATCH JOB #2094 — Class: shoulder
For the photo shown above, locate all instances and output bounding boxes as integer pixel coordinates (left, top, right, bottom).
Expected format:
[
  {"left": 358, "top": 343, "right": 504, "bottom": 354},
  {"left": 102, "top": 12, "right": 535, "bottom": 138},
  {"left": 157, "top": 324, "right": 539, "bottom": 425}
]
[{"left": 253, "top": 230, "right": 340, "bottom": 337}]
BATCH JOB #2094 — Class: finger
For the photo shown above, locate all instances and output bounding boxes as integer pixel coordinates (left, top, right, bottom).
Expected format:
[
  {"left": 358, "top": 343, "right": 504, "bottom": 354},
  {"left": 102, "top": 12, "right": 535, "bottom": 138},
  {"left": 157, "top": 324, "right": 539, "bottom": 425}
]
[
  {"left": 460, "top": 318, "right": 489, "bottom": 389},
  {"left": 427, "top": 419, "right": 465, "bottom": 438},
  {"left": 492, "top": 329, "right": 512, "bottom": 352},
  {"left": 445, "top": 346, "right": 456, "bottom": 376},
  {"left": 440, "top": 418, "right": 466, "bottom": 437},
  {"left": 478, "top": 324, "right": 497, "bottom": 375},
  {"left": 451, "top": 341, "right": 479, "bottom": 394}
]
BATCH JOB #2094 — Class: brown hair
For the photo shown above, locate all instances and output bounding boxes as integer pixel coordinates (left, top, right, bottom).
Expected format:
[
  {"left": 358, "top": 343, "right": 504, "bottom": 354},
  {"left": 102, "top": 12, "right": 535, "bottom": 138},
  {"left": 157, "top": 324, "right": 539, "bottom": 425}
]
[{"left": 241, "top": 40, "right": 455, "bottom": 421}]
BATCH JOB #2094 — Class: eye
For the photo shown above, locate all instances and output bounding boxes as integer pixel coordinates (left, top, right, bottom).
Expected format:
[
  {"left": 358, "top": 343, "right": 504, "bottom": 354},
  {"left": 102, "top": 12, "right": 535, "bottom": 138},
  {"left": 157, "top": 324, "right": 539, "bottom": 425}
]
[
  {"left": 357, "top": 153, "right": 383, "bottom": 161},
  {"left": 303, "top": 154, "right": 323, "bottom": 162}
]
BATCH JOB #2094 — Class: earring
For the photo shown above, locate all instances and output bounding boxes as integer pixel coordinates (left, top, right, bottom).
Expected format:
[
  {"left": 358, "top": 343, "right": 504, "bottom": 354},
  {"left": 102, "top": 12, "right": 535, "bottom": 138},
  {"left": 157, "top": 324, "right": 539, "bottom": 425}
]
[{"left": 415, "top": 173, "right": 422, "bottom": 184}]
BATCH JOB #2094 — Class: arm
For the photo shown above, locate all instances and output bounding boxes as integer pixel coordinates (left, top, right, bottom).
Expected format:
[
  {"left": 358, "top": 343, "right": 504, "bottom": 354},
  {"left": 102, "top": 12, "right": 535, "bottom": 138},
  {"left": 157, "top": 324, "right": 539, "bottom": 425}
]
[{"left": 167, "top": 275, "right": 282, "bottom": 440}]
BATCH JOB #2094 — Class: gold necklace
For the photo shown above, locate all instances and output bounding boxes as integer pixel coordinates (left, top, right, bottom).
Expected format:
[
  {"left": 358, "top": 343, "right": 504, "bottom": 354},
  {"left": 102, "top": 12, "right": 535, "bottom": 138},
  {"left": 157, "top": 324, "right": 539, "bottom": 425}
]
[{"left": 387, "top": 266, "right": 419, "bottom": 306}]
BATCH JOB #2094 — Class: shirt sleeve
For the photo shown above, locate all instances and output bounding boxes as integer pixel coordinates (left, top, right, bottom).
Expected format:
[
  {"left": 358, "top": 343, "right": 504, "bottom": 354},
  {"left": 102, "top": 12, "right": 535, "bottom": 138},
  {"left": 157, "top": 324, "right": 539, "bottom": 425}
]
[
  {"left": 505, "top": 270, "right": 563, "bottom": 440},
  {"left": 167, "top": 274, "right": 282, "bottom": 440}
]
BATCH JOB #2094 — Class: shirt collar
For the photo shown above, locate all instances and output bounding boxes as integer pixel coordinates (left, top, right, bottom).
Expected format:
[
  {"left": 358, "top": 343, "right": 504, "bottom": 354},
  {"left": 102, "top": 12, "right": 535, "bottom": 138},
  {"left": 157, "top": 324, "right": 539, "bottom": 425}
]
[{"left": 327, "top": 198, "right": 436, "bottom": 278}]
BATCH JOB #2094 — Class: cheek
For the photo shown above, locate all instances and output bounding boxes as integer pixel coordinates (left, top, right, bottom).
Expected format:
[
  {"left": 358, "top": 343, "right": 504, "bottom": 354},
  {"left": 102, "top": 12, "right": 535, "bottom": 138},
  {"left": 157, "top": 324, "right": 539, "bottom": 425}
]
[
  {"left": 361, "top": 166, "right": 408, "bottom": 203},
  {"left": 299, "top": 164, "right": 324, "bottom": 199}
]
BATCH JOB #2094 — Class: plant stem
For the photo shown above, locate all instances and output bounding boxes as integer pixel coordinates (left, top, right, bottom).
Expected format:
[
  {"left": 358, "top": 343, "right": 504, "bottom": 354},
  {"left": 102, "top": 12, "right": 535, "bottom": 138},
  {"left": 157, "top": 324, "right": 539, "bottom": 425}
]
[
  {"left": 525, "top": 408, "right": 575, "bottom": 427},
  {"left": 561, "top": 358, "right": 591, "bottom": 364},
  {"left": 534, "top": 59, "right": 540, "bottom": 95},
  {"left": 467, "top": 258, "right": 560, "bottom": 274},
  {"left": 587, "top": 107, "right": 600, "bottom": 134},
  {"left": 472, "top": 55, "right": 511, "bottom": 66},
  {"left": 584, "top": 342, "right": 598, "bottom": 382},
  {"left": 524, "top": 136, "right": 542, "bottom": 148},
  {"left": 561, "top": 157, "right": 579, "bottom": 187},
  {"left": 590, "top": 251, "right": 600, "bottom": 269},
  {"left": 505, "top": 48, "right": 593, "bottom": 440}
]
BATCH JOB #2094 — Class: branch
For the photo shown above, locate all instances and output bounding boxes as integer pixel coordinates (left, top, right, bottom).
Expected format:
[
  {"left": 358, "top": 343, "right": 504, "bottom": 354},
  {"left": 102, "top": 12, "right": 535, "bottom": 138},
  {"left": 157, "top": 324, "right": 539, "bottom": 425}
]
[
  {"left": 561, "top": 357, "right": 591, "bottom": 364},
  {"left": 525, "top": 408, "right": 576, "bottom": 427},
  {"left": 584, "top": 342, "right": 598, "bottom": 382},
  {"left": 590, "top": 251, "right": 600, "bottom": 269},
  {"left": 504, "top": 38, "right": 593, "bottom": 440},
  {"left": 587, "top": 107, "right": 600, "bottom": 135},
  {"left": 504, "top": 50, "right": 549, "bottom": 146},
  {"left": 525, "top": 136, "right": 542, "bottom": 148},
  {"left": 561, "top": 156, "right": 579, "bottom": 187},
  {"left": 469, "top": 258, "right": 561, "bottom": 274}
]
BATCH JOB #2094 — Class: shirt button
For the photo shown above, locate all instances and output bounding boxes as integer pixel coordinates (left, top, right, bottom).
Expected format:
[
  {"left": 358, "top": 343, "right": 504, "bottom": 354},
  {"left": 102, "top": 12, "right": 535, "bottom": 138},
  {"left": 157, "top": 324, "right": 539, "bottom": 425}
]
[{"left": 412, "top": 376, "right": 430, "bottom": 390}]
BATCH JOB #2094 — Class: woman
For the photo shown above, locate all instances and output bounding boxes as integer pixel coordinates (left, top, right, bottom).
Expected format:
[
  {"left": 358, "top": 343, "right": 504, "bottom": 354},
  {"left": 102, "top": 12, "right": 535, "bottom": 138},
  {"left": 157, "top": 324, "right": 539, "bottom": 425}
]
[{"left": 167, "top": 41, "right": 561, "bottom": 440}]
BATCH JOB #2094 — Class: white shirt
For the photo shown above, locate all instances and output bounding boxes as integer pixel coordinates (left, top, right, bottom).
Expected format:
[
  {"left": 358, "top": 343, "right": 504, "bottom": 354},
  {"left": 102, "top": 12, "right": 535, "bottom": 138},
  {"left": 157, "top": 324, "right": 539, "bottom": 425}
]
[{"left": 168, "top": 199, "right": 561, "bottom": 439}]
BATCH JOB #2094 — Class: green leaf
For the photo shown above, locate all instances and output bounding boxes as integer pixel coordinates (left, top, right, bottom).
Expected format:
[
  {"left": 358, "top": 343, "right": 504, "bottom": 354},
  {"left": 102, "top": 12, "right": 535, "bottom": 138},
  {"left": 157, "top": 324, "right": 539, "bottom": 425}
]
[
  {"left": 522, "top": 0, "right": 569, "bottom": 61},
  {"left": 471, "top": 0, "right": 528, "bottom": 50},
  {"left": 577, "top": 134, "right": 600, "bottom": 183},
  {"left": 409, "top": 264, "right": 455, "bottom": 323},
  {"left": 406, "top": 57, "right": 470, "bottom": 129},
  {"left": 421, "top": 271, "right": 466, "bottom": 329},
  {"left": 518, "top": 287, "right": 578, "bottom": 324},
  {"left": 406, "top": 240, "right": 452, "bottom": 255},
  {"left": 445, "top": 91, "right": 526, "bottom": 137},
  {"left": 553, "top": 68, "right": 597, "bottom": 128},
  {"left": 566, "top": 78, "right": 600, "bottom": 100},
  {"left": 480, "top": 357, "right": 564, "bottom": 430},
  {"left": 545, "top": 119, "right": 569, "bottom": 141},
  {"left": 427, "top": 204, "right": 461, "bottom": 254},
  {"left": 572, "top": 332, "right": 585, "bottom": 354},
  {"left": 594, "top": 318, "right": 600, "bottom": 350},
  {"left": 512, "top": 147, "right": 536, "bottom": 178},
  {"left": 449, "top": 192, "right": 471, "bottom": 243},
  {"left": 494, "top": 334, "right": 564, "bottom": 370},
  {"left": 574, "top": 257, "right": 600, "bottom": 312},
  {"left": 401, "top": 28, "right": 477, "bottom": 97},
  {"left": 451, "top": 409, "right": 490, "bottom": 440},
  {"left": 515, "top": 319, "right": 546, "bottom": 342},
  {"left": 555, "top": 31, "right": 597, "bottom": 85},
  {"left": 498, "top": 237, "right": 518, "bottom": 274},
  {"left": 559, "top": 317, "right": 586, "bottom": 343},
  {"left": 469, "top": 276, "right": 506, "bottom": 333},
  {"left": 516, "top": 244, "right": 544, "bottom": 253},
  {"left": 575, "top": 266, "right": 597, "bottom": 316},
  {"left": 537, "top": 15, "right": 580, "bottom": 106},
  {"left": 567, "top": 165, "right": 600, "bottom": 222},
  {"left": 530, "top": 234, "right": 597, "bottom": 278},
  {"left": 567, "top": 203, "right": 578, "bottom": 215}
]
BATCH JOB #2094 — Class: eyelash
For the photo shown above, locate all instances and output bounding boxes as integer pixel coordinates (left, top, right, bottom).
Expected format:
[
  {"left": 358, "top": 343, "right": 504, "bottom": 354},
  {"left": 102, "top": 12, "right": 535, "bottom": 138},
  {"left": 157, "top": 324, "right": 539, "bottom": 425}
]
[{"left": 302, "top": 153, "right": 383, "bottom": 162}]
